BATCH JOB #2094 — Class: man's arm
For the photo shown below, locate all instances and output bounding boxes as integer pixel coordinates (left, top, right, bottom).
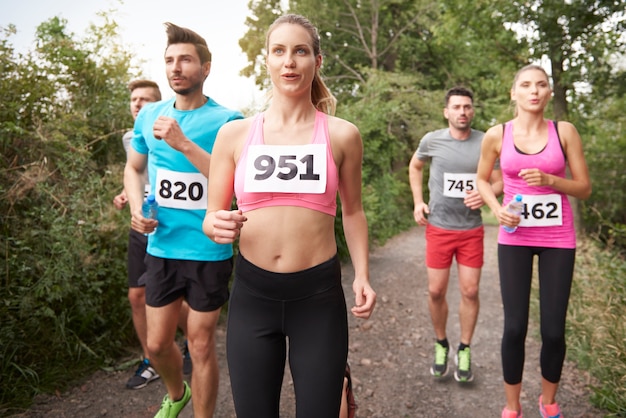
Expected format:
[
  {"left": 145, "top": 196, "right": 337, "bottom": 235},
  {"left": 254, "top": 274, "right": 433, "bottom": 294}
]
[
  {"left": 123, "top": 148, "right": 156, "bottom": 234},
  {"left": 152, "top": 116, "right": 211, "bottom": 177},
  {"left": 409, "top": 153, "right": 429, "bottom": 226}
]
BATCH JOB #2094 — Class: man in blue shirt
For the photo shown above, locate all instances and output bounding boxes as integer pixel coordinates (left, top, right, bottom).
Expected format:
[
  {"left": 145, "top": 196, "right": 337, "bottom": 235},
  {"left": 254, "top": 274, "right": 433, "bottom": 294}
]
[{"left": 124, "top": 22, "right": 242, "bottom": 418}]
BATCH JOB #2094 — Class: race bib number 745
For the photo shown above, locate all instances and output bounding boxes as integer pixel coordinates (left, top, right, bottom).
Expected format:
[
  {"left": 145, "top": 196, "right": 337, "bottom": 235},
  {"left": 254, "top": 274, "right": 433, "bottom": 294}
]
[
  {"left": 443, "top": 172, "right": 476, "bottom": 198},
  {"left": 244, "top": 144, "right": 327, "bottom": 193}
]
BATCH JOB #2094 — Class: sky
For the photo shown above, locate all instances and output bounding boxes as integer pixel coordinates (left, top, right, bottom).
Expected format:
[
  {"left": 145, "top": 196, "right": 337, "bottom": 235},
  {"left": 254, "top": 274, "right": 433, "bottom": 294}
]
[{"left": 1, "top": 0, "right": 264, "bottom": 110}]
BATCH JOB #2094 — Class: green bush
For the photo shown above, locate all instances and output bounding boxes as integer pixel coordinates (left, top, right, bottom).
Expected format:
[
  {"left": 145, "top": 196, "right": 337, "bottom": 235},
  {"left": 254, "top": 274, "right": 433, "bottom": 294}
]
[
  {"left": 1, "top": 159, "right": 135, "bottom": 414},
  {"left": 0, "top": 16, "right": 138, "bottom": 414},
  {"left": 579, "top": 96, "right": 626, "bottom": 253},
  {"left": 2, "top": 7, "right": 625, "bottom": 417}
]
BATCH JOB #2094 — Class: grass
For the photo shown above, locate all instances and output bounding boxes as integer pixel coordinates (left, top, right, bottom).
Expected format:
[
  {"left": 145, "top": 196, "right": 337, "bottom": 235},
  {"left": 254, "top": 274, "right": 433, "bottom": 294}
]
[{"left": 566, "top": 237, "right": 626, "bottom": 416}]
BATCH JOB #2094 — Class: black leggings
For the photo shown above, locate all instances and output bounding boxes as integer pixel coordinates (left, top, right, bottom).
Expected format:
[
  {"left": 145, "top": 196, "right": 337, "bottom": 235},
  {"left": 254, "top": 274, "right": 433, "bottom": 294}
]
[
  {"left": 498, "top": 244, "right": 575, "bottom": 385},
  {"left": 227, "top": 253, "right": 348, "bottom": 418}
]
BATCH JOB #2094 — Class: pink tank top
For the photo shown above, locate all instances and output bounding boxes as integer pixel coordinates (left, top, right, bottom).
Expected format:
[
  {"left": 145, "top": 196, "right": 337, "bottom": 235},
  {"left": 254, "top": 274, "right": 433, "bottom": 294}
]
[
  {"left": 498, "top": 120, "right": 576, "bottom": 248},
  {"left": 234, "top": 111, "right": 338, "bottom": 216}
]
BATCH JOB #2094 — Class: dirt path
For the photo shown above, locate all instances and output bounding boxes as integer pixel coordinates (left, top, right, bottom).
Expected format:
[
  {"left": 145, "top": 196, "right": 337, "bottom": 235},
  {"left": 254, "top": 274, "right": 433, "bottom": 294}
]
[{"left": 15, "top": 225, "right": 605, "bottom": 417}]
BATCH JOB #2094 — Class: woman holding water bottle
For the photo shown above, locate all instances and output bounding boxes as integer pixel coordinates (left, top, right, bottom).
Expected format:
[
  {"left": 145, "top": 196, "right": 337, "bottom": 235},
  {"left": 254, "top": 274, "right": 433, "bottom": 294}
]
[{"left": 476, "top": 64, "right": 591, "bottom": 418}]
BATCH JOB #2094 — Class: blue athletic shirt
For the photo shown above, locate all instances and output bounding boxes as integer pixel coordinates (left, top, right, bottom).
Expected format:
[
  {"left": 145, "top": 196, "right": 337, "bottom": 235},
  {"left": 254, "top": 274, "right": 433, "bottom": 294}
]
[{"left": 131, "top": 97, "right": 243, "bottom": 261}]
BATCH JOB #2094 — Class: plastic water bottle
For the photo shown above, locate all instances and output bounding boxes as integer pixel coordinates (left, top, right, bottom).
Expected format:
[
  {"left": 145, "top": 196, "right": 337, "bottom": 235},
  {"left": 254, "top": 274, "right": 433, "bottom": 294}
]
[
  {"left": 502, "top": 194, "right": 523, "bottom": 233},
  {"left": 141, "top": 194, "right": 159, "bottom": 236}
]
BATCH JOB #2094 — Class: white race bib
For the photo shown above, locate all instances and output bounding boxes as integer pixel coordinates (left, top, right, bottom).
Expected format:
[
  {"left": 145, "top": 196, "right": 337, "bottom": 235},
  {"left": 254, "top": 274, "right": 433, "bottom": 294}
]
[
  {"left": 443, "top": 173, "right": 476, "bottom": 198},
  {"left": 154, "top": 169, "right": 207, "bottom": 210},
  {"left": 518, "top": 194, "right": 563, "bottom": 227},
  {"left": 244, "top": 144, "right": 327, "bottom": 194}
]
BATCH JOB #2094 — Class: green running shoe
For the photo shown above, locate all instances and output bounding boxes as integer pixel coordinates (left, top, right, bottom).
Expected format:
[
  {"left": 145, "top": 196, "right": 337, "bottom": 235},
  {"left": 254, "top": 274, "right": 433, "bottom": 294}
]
[
  {"left": 454, "top": 346, "right": 474, "bottom": 382},
  {"left": 430, "top": 341, "right": 449, "bottom": 377},
  {"left": 154, "top": 381, "right": 191, "bottom": 418}
]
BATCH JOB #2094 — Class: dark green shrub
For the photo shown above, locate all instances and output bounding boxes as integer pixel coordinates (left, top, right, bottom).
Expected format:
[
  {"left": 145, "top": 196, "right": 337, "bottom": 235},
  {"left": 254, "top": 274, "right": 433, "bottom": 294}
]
[{"left": 0, "top": 16, "right": 137, "bottom": 414}]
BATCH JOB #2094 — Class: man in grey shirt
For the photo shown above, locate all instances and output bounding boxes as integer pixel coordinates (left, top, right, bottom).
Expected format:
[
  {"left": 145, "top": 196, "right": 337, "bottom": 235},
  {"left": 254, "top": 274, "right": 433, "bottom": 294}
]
[
  {"left": 113, "top": 80, "right": 192, "bottom": 389},
  {"left": 409, "top": 87, "right": 502, "bottom": 383}
]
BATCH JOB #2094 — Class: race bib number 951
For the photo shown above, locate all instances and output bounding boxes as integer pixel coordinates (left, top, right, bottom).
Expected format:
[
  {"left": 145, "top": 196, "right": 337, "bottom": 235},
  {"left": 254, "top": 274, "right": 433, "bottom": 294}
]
[
  {"left": 155, "top": 169, "right": 207, "bottom": 210},
  {"left": 244, "top": 144, "right": 327, "bottom": 193}
]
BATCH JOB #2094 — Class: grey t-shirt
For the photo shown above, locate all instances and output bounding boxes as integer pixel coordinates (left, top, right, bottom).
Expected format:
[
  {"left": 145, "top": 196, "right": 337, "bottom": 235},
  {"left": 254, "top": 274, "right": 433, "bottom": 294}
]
[
  {"left": 123, "top": 130, "right": 149, "bottom": 192},
  {"left": 122, "top": 130, "right": 133, "bottom": 155},
  {"left": 415, "top": 128, "right": 485, "bottom": 230}
]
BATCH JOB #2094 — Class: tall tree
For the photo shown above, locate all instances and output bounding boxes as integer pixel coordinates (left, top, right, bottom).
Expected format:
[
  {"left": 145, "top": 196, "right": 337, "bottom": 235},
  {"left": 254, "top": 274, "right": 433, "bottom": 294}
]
[
  {"left": 420, "top": 0, "right": 529, "bottom": 125},
  {"left": 240, "top": 0, "right": 527, "bottom": 110},
  {"left": 32, "top": 14, "right": 135, "bottom": 165},
  {"left": 239, "top": 0, "right": 286, "bottom": 92},
  {"left": 240, "top": 0, "right": 434, "bottom": 99},
  {"left": 501, "top": 0, "right": 626, "bottom": 120}
]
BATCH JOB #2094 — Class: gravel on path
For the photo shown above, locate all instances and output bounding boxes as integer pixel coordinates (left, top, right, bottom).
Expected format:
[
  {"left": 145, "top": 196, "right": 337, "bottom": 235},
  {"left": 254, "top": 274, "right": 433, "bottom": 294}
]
[{"left": 14, "top": 225, "right": 605, "bottom": 418}]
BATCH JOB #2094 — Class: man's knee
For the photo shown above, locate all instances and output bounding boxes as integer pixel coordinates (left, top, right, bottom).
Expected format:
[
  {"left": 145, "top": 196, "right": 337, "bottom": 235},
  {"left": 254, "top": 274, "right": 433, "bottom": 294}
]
[
  {"left": 428, "top": 285, "right": 447, "bottom": 302},
  {"left": 460, "top": 283, "right": 479, "bottom": 301},
  {"left": 187, "top": 334, "right": 217, "bottom": 363},
  {"left": 146, "top": 338, "right": 175, "bottom": 359},
  {"left": 427, "top": 269, "right": 450, "bottom": 302},
  {"left": 458, "top": 267, "right": 481, "bottom": 301},
  {"left": 128, "top": 287, "right": 146, "bottom": 311}
]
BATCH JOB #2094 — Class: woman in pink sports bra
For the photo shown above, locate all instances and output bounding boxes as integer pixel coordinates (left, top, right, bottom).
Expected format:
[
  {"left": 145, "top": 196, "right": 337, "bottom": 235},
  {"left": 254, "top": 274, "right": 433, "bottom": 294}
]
[
  {"left": 203, "top": 14, "right": 375, "bottom": 418},
  {"left": 476, "top": 65, "right": 591, "bottom": 418}
]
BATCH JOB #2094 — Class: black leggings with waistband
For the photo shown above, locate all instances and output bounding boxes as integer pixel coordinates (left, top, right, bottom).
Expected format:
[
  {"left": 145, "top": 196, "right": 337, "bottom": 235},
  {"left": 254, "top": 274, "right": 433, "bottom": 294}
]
[
  {"left": 498, "top": 244, "right": 575, "bottom": 385},
  {"left": 227, "top": 253, "right": 348, "bottom": 418}
]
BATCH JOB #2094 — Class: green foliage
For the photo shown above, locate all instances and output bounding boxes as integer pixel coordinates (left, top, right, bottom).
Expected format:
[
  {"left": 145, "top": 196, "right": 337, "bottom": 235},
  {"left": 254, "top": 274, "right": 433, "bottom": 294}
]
[
  {"left": 292, "top": 0, "right": 428, "bottom": 90},
  {"left": 501, "top": 0, "right": 626, "bottom": 119},
  {"left": 429, "top": 0, "right": 528, "bottom": 127},
  {"left": 1, "top": 166, "right": 132, "bottom": 402},
  {"left": 0, "top": 15, "right": 140, "bottom": 414},
  {"left": 1, "top": 1, "right": 625, "bottom": 415},
  {"left": 567, "top": 238, "right": 626, "bottom": 415},
  {"left": 336, "top": 69, "right": 441, "bottom": 247},
  {"left": 578, "top": 95, "right": 626, "bottom": 251},
  {"left": 239, "top": 0, "right": 286, "bottom": 90}
]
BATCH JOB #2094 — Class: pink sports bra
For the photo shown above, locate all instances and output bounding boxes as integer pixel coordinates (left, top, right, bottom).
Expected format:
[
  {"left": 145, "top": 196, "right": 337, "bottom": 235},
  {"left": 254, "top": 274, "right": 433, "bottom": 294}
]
[{"left": 234, "top": 111, "right": 339, "bottom": 216}]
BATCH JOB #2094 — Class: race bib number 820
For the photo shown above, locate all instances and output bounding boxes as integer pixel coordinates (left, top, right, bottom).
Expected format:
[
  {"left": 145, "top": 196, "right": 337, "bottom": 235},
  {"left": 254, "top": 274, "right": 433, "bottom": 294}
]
[{"left": 155, "top": 169, "right": 207, "bottom": 210}]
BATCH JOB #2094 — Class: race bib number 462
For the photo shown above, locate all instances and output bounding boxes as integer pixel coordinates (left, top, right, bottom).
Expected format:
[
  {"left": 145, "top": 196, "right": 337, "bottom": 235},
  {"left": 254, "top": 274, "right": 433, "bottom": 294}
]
[
  {"left": 244, "top": 144, "right": 327, "bottom": 193},
  {"left": 155, "top": 169, "right": 207, "bottom": 210},
  {"left": 518, "top": 194, "right": 563, "bottom": 227}
]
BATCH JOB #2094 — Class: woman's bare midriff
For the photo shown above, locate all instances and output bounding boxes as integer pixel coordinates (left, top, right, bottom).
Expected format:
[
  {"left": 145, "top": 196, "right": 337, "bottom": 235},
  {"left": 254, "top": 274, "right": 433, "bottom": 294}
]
[{"left": 238, "top": 205, "right": 337, "bottom": 273}]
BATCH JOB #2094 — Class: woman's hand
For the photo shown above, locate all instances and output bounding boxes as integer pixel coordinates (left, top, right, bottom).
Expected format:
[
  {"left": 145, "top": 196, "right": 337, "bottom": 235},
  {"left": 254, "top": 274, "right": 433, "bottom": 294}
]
[
  {"left": 351, "top": 278, "right": 377, "bottom": 319},
  {"left": 209, "top": 209, "right": 247, "bottom": 244},
  {"left": 518, "top": 168, "right": 551, "bottom": 187}
]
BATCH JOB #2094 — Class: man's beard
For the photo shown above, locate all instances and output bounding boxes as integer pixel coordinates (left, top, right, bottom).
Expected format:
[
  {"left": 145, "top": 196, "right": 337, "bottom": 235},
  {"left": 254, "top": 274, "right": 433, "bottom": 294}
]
[{"left": 171, "top": 81, "right": 201, "bottom": 96}]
